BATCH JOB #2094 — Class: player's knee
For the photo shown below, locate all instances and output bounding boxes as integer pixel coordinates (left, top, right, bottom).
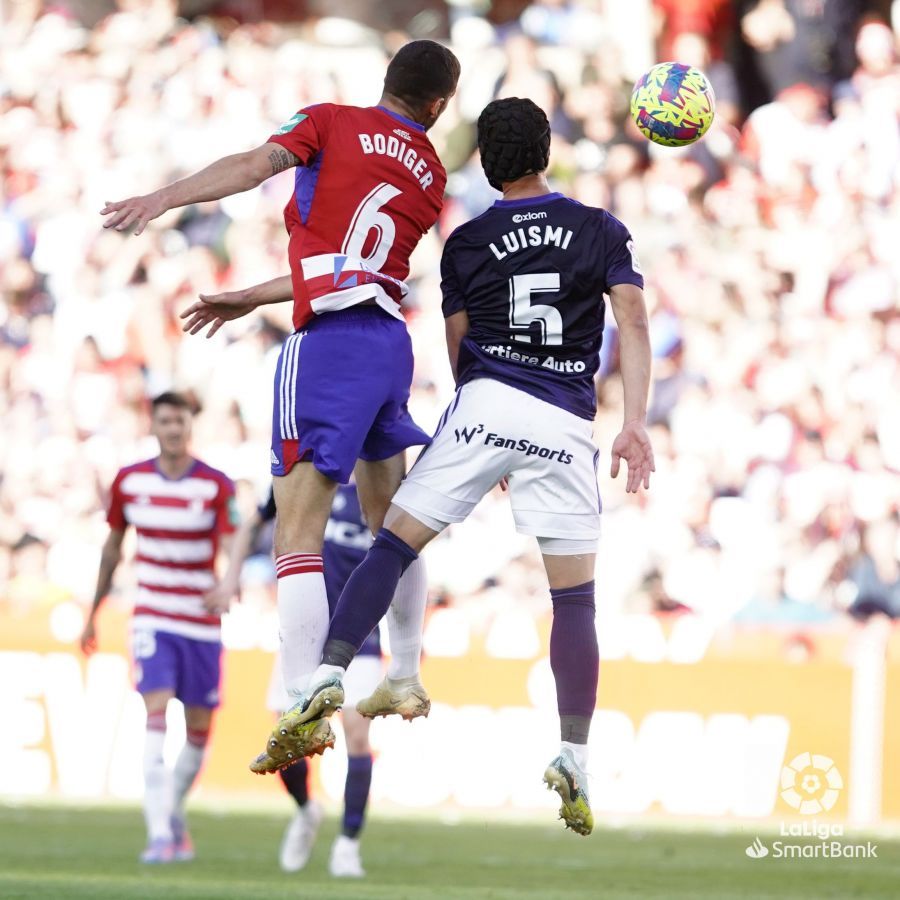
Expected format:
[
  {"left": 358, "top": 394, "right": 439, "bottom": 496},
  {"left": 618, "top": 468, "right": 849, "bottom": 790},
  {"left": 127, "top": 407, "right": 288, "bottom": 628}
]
[{"left": 184, "top": 707, "right": 213, "bottom": 741}]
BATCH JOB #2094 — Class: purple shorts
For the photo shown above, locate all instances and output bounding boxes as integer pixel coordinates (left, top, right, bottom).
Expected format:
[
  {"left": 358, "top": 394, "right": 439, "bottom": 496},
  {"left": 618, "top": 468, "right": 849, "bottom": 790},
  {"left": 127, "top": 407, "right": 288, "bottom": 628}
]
[
  {"left": 132, "top": 628, "right": 222, "bottom": 708},
  {"left": 270, "top": 307, "right": 430, "bottom": 484}
]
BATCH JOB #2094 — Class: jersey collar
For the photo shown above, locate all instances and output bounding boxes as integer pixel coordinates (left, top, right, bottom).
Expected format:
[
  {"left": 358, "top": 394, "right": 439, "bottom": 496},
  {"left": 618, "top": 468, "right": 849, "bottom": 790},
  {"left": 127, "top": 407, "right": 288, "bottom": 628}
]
[
  {"left": 492, "top": 192, "right": 564, "bottom": 208},
  {"left": 374, "top": 105, "right": 425, "bottom": 132}
]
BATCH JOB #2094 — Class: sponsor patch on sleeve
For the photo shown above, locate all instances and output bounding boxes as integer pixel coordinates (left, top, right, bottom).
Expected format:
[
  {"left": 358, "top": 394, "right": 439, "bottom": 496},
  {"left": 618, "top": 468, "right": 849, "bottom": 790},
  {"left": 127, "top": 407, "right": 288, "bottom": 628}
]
[{"left": 275, "top": 112, "right": 308, "bottom": 135}]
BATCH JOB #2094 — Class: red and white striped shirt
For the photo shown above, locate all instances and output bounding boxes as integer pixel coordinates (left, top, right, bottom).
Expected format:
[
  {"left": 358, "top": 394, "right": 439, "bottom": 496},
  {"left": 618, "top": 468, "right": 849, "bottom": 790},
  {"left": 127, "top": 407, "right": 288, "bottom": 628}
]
[{"left": 107, "top": 458, "right": 237, "bottom": 642}]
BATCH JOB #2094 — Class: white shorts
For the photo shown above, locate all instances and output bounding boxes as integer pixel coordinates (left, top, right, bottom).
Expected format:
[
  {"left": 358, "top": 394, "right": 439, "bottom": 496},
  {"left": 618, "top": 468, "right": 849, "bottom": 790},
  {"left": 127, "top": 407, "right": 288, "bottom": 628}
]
[
  {"left": 266, "top": 653, "right": 384, "bottom": 713},
  {"left": 394, "top": 378, "right": 602, "bottom": 541}
]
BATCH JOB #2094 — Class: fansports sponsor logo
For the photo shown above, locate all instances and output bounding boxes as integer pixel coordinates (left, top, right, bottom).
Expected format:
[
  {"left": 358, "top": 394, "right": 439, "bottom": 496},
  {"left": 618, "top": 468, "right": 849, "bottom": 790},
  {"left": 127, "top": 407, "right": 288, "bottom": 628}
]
[
  {"left": 454, "top": 424, "right": 573, "bottom": 464},
  {"left": 780, "top": 752, "right": 842, "bottom": 814},
  {"left": 393, "top": 128, "right": 413, "bottom": 140},
  {"left": 745, "top": 837, "right": 768, "bottom": 859},
  {"left": 512, "top": 211, "right": 547, "bottom": 223},
  {"left": 454, "top": 424, "right": 484, "bottom": 444}
]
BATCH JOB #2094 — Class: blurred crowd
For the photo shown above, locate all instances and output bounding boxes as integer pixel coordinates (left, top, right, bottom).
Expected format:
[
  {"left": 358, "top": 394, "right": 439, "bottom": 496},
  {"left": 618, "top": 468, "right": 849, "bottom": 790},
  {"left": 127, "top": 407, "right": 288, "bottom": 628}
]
[{"left": 1, "top": 0, "right": 899, "bottom": 653}]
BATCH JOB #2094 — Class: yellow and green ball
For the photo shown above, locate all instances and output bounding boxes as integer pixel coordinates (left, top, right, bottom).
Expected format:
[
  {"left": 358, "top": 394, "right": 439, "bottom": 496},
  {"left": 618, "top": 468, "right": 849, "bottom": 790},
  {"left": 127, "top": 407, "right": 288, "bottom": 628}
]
[{"left": 630, "top": 62, "right": 716, "bottom": 147}]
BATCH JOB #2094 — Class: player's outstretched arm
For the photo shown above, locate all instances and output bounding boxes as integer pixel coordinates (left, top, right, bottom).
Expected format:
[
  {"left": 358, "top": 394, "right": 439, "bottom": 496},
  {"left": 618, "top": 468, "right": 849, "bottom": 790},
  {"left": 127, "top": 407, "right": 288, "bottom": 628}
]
[
  {"left": 180, "top": 274, "right": 294, "bottom": 338},
  {"left": 608, "top": 282, "right": 655, "bottom": 492},
  {"left": 101, "top": 143, "right": 300, "bottom": 236},
  {"left": 81, "top": 527, "right": 125, "bottom": 654}
]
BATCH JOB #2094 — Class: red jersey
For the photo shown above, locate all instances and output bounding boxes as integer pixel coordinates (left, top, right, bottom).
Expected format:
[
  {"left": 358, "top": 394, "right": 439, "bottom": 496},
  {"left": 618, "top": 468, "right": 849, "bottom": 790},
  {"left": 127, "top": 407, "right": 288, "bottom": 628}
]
[
  {"left": 268, "top": 104, "right": 446, "bottom": 330},
  {"left": 107, "top": 458, "right": 237, "bottom": 642}
]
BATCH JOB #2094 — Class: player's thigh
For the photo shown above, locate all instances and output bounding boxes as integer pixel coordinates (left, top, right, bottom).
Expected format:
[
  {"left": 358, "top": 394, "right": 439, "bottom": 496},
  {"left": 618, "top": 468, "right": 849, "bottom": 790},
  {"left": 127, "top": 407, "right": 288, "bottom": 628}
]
[
  {"left": 271, "top": 322, "right": 388, "bottom": 489},
  {"left": 354, "top": 453, "right": 406, "bottom": 534},
  {"left": 173, "top": 635, "right": 223, "bottom": 711},
  {"left": 507, "top": 401, "right": 602, "bottom": 546},
  {"left": 392, "top": 380, "right": 512, "bottom": 529},
  {"left": 272, "top": 463, "right": 338, "bottom": 555},
  {"left": 141, "top": 689, "right": 174, "bottom": 716},
  {"left": 132, "top": 627, "right": 177, "bottom": 705}
]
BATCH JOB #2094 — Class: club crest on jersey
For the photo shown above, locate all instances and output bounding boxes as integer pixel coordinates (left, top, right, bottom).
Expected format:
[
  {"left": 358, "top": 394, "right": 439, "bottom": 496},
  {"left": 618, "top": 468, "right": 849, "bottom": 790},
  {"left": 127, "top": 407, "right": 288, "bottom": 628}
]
[
  {"left": 275, "top": 112, "right": 308, "bottom": 135},
  {"left": 332, "top": 255, "right": 361, "bottom": 289}
]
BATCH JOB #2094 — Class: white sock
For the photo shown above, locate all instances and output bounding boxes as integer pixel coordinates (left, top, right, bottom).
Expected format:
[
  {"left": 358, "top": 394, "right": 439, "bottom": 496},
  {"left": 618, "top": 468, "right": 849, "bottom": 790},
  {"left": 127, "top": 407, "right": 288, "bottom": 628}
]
[
  {"left": 386, "top": 556, "right": 428, "bottom": 680},
  {"left": 276, "top": 555, "right": 330, "bottom": 699},
  {"left": 143, "top": 723, "right": 172, "bottom": 842},
  {"left": 310, "top": 663, "right": 345, "bottom": 685},
  {"left": 562, "top": 740, "right": 589, "bottom": 771},
  {"left": 172, "top": 739, "right": 206, "bottom": 818}
]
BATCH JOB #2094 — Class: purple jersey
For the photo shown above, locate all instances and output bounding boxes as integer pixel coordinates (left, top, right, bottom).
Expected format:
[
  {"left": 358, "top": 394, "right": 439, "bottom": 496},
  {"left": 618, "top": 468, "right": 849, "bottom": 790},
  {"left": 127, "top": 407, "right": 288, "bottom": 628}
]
[
  {"left": 259, "top": 483, "right": 380, "bottom": 655},
  {"left": 441, "top": 193, "right": 644, "bottom": 420}
]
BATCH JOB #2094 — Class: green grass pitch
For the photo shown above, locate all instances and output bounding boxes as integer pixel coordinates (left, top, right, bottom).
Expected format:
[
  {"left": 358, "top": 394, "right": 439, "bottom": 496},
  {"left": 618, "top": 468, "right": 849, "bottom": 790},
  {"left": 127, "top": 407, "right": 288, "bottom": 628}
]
[{"left": 1, "top": 805, "right": 898, "bottom": 899}]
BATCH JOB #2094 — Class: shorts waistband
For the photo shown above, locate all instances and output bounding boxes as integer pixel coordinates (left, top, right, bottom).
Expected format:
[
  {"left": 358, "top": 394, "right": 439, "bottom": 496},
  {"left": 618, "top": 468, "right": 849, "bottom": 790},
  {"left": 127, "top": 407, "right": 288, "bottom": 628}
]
[{"left": 303, "top": 305, "right": 397, "bottom": 330}]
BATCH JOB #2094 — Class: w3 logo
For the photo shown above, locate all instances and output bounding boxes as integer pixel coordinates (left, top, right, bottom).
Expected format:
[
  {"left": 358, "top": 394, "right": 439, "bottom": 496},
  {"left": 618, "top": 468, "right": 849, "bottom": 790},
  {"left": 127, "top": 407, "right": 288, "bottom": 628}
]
[{"left": 455, "top": 424, "right": 484, "bottom": 444}]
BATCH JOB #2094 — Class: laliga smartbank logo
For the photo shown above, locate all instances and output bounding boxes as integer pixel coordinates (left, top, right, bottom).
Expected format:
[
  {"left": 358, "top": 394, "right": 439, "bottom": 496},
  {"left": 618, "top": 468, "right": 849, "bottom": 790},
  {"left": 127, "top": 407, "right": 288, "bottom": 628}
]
[
  {"left": 744, "top": 752, "right": 877, "bottom": 862},
  {"left": 780, "top": 752, "right": 842, "bottom": 814}
]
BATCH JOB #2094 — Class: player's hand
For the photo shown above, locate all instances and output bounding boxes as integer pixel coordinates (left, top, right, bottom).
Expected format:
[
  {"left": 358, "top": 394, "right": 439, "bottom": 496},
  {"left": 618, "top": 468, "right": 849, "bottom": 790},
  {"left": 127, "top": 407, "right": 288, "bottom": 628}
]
[
  {"left": 100, "top": 192, "right": 167, "bottom": 236},
  {"left": 610, "top": 421, "right": 655, "bottom": 493},
  {"left": 80, "top": 618, "right": 97, "bottom": 656},
  {"left": 203, "top": 581, "right": 238, "bottom": 615},
  {"left": 180, "top": 291, "right": 256, "bottom": 338}
]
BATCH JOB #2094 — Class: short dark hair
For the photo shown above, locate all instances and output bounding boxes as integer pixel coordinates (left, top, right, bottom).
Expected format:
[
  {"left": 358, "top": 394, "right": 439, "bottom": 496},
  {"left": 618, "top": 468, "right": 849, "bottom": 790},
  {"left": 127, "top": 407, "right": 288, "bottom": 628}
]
[
  {"left": 151, "top": 391, "right": 192, "bottom": 413},
  {"left": 477, "top": 98, "right": 551, "bottom": 190},
  {"left": 383, "top": 40, "right": 460, "bottom": 112}
]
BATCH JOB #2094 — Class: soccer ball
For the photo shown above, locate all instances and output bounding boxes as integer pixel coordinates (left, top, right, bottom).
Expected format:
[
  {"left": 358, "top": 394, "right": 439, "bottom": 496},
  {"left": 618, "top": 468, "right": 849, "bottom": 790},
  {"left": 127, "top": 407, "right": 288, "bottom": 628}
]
[{"left": 630, "top": 62, "right": 715, "bottom": 147}]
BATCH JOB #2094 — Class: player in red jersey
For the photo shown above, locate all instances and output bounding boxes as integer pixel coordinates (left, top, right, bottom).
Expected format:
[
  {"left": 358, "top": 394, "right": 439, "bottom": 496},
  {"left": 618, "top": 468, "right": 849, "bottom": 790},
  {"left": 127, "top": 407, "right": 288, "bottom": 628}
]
[
  {"left": 81, "top": 392, "right": 237, "bottom": 863},
  {"left": 101, "top": 41, "right": 459, "bottom": 772}
]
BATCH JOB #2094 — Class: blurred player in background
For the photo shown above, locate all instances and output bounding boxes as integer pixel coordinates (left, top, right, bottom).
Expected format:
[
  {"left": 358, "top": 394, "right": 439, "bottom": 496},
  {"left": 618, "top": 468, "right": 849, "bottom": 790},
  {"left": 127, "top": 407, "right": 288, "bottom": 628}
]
[
  {"left": 297, "top": 98, "right": 654, "bottom": 836},
  {"left": 209, "top": 482, "right": 382, "bottom": 878},
  {"left": 80, "top": 392, "right": 237, "bottom": 862},
  {"left": 102, "top": 39, "right": 460, "bottom": 772}
]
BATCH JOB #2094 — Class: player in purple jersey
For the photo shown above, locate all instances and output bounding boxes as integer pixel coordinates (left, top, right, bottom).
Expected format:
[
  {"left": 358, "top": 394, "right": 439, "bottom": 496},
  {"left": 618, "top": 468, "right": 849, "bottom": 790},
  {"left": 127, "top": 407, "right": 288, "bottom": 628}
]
[
  {"left": 293, "top": 98, "right": 655, "bottom": 836},
  {"left": 209, "top": 484, "right": 381, "bottom": 877}
]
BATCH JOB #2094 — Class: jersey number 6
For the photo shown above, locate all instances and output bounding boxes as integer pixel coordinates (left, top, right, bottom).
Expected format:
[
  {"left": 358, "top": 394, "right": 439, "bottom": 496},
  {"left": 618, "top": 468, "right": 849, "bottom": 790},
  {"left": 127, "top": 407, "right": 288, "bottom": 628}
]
[
  {"left": 342, "top": 182, "right": 402, "bottom": 272},
  {"left": 508, "top": 273, "right": 563, "bottom": 346}
]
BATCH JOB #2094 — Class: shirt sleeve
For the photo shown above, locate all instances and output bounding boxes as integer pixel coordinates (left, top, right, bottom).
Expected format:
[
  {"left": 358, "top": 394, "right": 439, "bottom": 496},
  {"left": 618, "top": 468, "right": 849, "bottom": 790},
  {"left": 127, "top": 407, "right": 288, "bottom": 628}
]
[
  {"left": 440, "top": 238, "right": 466, "bottom": 318},
  {"left": 603, "top": 213, "right": 645, "bottom": 292},
  {"left": 267, "top": 104, "right": 336, "bottom": 167},
  {"left": 106, "top": 470, "right": 127, "bottom": 530},
  {"left": 215, "top": 477, "right": 239, "bottom": 536}
]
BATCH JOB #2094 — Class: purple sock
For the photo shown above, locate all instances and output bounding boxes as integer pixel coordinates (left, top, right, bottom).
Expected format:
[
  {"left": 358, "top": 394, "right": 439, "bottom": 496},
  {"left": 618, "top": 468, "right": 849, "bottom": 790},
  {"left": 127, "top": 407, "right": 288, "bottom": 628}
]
[
  {"left": 549, "top": 580, "right": 598, "bottom": 743},
  {"left": 279, "top": 758, "right": 310, "bottom": 808},
  {"left": 342, "top": 754, "right": 373, "bottom": 838},
  {"left": 323, "top": 529, "right": 418, "bottom": 668}
]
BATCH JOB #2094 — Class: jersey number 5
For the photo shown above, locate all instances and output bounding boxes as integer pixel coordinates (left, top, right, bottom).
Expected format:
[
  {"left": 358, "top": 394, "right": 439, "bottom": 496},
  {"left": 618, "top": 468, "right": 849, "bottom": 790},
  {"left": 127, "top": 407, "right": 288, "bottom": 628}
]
[
  {"left": 342, "top": 182, "right": 402, "bottom": 272},
  {"left": 508, "top": 273, "right": 563, "bottom": 346}
]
